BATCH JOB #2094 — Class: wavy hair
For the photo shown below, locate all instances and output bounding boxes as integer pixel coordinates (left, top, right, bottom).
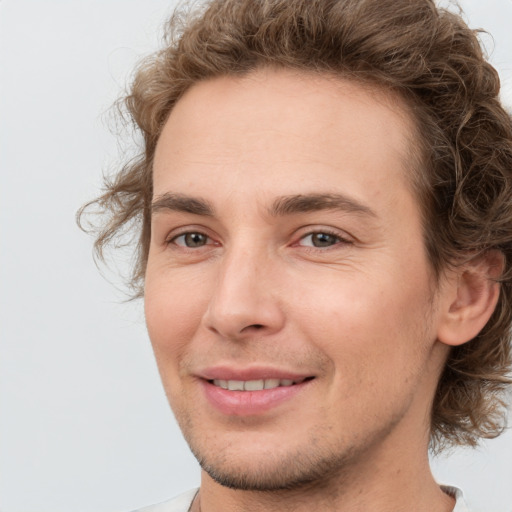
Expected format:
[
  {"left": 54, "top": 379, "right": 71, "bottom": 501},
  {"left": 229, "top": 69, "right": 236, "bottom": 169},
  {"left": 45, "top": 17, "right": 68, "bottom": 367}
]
[{"left": 78, "top": 0, "right": 512, "bottom": 450}]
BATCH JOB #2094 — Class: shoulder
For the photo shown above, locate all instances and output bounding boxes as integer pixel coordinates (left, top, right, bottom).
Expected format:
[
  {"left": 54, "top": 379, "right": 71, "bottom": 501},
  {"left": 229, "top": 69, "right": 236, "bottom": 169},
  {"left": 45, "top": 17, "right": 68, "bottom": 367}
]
[{"left": 131, "top": 489, "right": 198, "bottom": 512}]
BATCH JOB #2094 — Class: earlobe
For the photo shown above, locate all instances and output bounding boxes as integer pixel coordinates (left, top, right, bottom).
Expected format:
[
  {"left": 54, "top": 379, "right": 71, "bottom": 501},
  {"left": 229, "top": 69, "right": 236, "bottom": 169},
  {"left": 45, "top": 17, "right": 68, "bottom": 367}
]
[{"left": 437, "top": 251, "right": 503, "bottom": 347}]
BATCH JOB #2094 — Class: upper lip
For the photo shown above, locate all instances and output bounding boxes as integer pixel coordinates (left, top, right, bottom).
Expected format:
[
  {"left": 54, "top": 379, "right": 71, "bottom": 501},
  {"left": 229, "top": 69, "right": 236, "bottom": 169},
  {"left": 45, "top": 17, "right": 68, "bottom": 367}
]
[{"left": 197, "top": 366, "right": 315, "bottom": 382}]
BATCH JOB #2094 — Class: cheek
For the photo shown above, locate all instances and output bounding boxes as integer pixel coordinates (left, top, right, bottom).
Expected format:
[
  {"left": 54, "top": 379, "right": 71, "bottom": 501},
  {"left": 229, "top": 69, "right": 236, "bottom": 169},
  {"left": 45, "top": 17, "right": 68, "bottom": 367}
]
[
  {"left": 144, "top": 271, "right": 209, "bottom": 365},
  {"left": 144, "top": 276, "right": 210, "bottom": 416},
  {"left": 302, "top": 283, "right": 434, "bottom": 426},
  {"left": 294, "top": 269, "right": 433, "bottom": 375}
]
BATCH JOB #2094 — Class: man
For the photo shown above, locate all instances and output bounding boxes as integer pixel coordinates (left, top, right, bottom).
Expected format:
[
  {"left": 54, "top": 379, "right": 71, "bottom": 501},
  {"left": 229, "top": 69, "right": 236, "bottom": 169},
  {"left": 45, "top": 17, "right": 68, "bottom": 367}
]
[{"left": 80, "top": 0, "right": 512, "bottom": 510}]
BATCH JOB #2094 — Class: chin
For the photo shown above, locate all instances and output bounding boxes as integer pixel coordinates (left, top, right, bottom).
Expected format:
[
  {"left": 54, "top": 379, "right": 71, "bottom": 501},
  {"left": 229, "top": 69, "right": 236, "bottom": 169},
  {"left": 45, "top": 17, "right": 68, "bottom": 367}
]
[{"left": 186, "top": 430, "right": 355, "bottom": 492}]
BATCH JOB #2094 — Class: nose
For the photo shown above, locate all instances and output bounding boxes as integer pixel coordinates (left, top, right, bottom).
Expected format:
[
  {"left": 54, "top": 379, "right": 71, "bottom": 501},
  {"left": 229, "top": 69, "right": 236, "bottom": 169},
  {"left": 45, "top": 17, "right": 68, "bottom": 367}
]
[{"left": 202, "top": 246, "right": 285, "bottom": 340}]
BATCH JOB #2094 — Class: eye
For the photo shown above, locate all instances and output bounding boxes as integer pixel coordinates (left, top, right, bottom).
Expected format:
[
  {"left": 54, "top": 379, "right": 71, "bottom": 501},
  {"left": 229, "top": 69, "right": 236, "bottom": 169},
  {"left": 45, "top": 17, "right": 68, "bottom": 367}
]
[
  {"left": 171, "top": 232, "right": 211, "bottom": 248},
  {"left": 298, "top": 232, "right": 346, "bottom": 248}
]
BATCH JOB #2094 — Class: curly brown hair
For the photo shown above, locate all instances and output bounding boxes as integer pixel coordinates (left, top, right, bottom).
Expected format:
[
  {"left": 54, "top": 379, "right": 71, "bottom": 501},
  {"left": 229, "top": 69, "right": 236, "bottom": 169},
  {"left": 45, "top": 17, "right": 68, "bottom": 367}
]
[{"left": 79, "top": 0, "right": 512, "bottom": 451}]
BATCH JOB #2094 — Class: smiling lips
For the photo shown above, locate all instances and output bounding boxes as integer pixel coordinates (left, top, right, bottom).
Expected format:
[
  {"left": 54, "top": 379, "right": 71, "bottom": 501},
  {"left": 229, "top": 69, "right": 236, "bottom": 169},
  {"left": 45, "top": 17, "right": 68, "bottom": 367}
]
[
  {"left": 211, "top": 377, "right": 308, "bottom": 391},
  {"left": 200, "top": 373, "right": 314, "bottom": 416}
]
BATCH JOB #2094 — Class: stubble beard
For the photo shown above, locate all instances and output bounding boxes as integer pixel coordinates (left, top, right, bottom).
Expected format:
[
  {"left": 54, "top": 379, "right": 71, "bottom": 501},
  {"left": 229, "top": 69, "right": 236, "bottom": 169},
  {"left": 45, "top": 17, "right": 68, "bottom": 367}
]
[
  {"left": 178, "top": 414, "right": 370, "bottom": 494},
  {"left": 194, "top": 443, "right": 354, "bottom": 492},
  {"left": 173, "top": 391, "right": 414, "bottom": 495},
  {"left": 168, "top": 338, "right": 429, "bottom": 495}
]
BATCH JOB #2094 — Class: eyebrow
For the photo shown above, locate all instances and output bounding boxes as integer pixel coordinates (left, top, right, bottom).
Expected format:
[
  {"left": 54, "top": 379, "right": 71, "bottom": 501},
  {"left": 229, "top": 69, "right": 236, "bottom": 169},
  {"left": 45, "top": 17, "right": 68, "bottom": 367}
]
[
  {"left": 269, "top": 193, "right": 376, "bottom": 218},
  {"left": 151, "top": 193, "right": 214, "bottom": 216},
  {"left": 151, "top": 192, "right": 376, "bottom": 218}
]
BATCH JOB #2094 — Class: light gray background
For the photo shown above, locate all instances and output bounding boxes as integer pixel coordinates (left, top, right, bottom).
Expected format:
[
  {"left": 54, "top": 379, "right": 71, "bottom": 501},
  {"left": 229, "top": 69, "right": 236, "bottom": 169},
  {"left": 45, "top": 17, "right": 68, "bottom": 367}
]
[{"left": 1, "top": 1, "right": 511, "bottom": 511}]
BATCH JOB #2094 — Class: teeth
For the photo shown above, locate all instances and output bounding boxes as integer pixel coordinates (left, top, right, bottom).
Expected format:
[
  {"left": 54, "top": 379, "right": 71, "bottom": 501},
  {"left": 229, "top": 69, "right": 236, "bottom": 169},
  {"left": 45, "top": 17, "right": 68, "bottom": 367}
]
[
  {"left": 264, "top": 378, "right": 280, "bottom": 389},
  {"left": 227, "top": 380, "right": 244, "bottom": 391},
  {"left": 212, "top": 378, "right": 304, "bottom": 391},
  {"left": 213, "top": 379, "right": 228, "bottom": 389},
  {"left": 244, "top": 380, "right": 264, "bottom": 391}
]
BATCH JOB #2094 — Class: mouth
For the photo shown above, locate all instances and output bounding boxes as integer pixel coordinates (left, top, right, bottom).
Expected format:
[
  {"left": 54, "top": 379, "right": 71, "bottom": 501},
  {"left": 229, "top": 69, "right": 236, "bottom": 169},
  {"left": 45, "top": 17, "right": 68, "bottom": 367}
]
[
  {"left": 209, "top": 376, "right": 314, "bottom": 391},
  {"left": 200, "top": 374, "right": 315, "bottom": 416}
]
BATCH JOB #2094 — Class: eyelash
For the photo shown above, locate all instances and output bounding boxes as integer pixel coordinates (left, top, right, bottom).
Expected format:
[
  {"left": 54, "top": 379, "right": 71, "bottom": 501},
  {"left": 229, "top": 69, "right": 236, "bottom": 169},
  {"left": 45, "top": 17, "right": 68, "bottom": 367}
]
[
  {"left": 295, "top": 229, "right": 351, "bottom": 250},
  {"left": 167, "top": 231, "right": 215, "bottom": 248},
  {"left": 167, "top": 228, "right": 351, "bottom": 251}
]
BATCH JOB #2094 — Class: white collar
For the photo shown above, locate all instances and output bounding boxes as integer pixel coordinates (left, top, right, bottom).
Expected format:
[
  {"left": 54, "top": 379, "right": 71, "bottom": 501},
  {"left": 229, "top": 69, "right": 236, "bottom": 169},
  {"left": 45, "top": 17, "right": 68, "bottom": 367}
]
[{"left": 441, "top": 485, "right": 470, "bottom": 512}]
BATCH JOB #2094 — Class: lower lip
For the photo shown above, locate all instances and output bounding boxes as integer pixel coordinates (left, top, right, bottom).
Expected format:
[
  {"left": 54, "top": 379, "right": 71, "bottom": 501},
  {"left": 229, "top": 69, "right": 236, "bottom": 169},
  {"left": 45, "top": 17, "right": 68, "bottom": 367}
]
[{"left": 201, "top": 379, "right": 311, "bottom": 416}]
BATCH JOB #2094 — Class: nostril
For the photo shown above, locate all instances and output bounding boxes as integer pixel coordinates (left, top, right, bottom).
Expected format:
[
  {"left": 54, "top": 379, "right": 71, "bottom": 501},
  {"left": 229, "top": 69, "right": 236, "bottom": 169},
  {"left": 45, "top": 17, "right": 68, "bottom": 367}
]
[{"left": 237, "top": 323, "right": 266, "bottom": 335}]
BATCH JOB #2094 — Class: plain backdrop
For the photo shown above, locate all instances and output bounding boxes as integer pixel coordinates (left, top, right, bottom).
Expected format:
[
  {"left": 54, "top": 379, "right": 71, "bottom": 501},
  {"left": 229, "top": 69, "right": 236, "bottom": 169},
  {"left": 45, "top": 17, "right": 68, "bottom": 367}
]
[{"left": 1, "top": 1, "right": 511, "bottom": 511}]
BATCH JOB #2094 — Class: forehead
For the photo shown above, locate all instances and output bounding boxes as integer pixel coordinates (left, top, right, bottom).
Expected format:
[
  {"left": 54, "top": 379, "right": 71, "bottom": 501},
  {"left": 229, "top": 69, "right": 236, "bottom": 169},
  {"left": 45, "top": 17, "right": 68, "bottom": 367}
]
[{"left": 153, "top": 68, "right": 418, "bottom": 208}]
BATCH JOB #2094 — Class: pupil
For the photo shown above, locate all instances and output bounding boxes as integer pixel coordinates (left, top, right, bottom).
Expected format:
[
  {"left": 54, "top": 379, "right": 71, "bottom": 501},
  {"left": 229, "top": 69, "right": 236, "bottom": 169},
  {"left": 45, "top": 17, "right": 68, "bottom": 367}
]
[
  {"left": 186, "top": 233, "right": 206, "bottom": 247},
  {"left": 313, "top": 233, "right": 336, "bottom": 247}
]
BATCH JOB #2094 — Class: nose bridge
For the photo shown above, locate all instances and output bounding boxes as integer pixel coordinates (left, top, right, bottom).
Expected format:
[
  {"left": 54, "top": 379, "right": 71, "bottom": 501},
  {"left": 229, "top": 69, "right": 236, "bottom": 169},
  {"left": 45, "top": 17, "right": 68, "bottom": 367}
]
[{"left": 203, "top": 238, "right": 283, "bottom": 338}]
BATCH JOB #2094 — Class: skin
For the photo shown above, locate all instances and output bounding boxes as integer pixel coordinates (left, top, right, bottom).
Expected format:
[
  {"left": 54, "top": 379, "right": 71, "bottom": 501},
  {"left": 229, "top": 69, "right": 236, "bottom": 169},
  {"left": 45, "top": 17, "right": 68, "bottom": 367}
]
[{"left": 144, "top": 68, "right": 499, "bottom": 512}]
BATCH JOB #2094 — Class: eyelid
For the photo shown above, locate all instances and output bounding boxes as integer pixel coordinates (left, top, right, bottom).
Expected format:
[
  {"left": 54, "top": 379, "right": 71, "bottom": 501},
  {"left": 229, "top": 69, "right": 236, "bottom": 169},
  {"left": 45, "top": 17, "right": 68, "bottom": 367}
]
[
  {"left": 171, "top": 232, "right": 211, "bottom": 247},
  {"left": 164, "top": 225, "right": 218, "bottom": 246},
  {"left": 161, "top": 224, "right": 353, "bottom": 250},
  {"left": 292, "top": 226, "right": 354, "bottom": 246}
]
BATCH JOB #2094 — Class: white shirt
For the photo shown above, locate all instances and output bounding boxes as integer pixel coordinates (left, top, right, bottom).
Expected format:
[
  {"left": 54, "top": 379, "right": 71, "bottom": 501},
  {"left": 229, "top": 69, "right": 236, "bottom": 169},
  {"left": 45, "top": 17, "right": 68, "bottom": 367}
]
[
  {"left": 133, "top": 489, "right": 198, "bottom": 512},
  {"left": 132, "top": 486, "right": 470, "bottom": 512},
  {"left": 442, "top": 485, "right": 470, "bottom": 512}
]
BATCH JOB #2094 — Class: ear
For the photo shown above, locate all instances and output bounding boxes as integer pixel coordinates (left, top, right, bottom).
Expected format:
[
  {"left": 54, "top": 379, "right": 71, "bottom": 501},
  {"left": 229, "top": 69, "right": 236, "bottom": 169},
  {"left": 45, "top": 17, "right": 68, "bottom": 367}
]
[{"left": 436, "top": 251, "right": 503, "bottom": 347}]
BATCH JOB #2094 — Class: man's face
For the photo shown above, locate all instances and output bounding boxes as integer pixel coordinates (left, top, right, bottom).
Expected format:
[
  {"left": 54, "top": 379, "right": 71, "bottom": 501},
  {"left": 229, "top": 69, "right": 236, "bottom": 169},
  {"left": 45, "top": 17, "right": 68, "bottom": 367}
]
[{"left": 145, "top": 69, "right": 447, "bottom": 490}]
